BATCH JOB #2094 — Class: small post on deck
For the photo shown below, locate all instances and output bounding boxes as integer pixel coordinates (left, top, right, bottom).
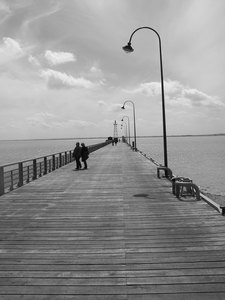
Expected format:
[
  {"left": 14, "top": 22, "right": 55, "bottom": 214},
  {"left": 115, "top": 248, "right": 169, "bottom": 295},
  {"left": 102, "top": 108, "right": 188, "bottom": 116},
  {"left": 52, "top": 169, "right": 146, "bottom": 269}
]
[
  {"left": 18, "top": 162, "right": 23, "bottom": 187},
  {"left": 65, "top": 152, "right": 68, "bottom": 165},
  {"left": 52, "top": 155, "right": 56, "bottom": 171},
  {"left": 0, "top": 167, "right": 4, "bottom": 196},
  {"left": 32, "top": 159, "right": 37, "bottom": 180},
  {"left": 44, "top": 157, "right": 48, "bottom": 175},
  {"left": 221, "top": 207, "right": 225, "bottom": 216},
  {"left": 59, "top": 153, "right": 62, "bottom": 167}
]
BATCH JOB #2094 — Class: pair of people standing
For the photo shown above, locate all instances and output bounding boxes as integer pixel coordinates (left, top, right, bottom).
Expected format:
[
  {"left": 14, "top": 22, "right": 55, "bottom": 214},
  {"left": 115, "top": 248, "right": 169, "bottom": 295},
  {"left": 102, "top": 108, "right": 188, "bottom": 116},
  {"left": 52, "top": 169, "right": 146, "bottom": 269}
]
[{"left": 73, "top": 142, "right": 89, "bottom": 170}]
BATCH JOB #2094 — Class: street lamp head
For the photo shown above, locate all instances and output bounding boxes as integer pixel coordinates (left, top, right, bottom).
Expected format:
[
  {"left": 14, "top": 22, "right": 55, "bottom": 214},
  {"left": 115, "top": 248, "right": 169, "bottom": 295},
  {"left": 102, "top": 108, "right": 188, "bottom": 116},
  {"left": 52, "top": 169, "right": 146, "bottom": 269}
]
[
  {"left": 122, "top": 42, "right": 134, "bottom": 53},
  {"left": 121, "top": 105, "right": 125, "bottom": 110}
]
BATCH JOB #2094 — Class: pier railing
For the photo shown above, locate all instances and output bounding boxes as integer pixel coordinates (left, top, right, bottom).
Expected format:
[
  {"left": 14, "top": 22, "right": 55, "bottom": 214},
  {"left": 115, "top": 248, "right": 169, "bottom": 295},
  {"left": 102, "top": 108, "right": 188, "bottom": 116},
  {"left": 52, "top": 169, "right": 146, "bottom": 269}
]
[{"left": 0, "top": 141, "right": 111, "bottom": 196}]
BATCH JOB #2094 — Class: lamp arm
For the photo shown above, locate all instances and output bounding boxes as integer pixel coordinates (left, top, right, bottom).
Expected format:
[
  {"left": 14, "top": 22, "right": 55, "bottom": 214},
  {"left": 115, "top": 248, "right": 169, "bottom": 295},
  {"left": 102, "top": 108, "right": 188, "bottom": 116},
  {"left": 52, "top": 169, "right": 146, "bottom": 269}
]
[
  {"left": 128, "top": 26, "right": 161, "bottom": 44},
  {"left": 123, "top": 100, "right": 135, "bottom": 109}
]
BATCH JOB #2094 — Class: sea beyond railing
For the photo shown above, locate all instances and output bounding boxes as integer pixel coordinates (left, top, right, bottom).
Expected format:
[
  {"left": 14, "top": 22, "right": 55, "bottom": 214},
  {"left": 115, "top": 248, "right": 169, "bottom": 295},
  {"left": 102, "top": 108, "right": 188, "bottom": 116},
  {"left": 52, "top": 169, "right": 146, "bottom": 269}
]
[{"left": 0, "top": 141, "right": 111, "bottom": 196}]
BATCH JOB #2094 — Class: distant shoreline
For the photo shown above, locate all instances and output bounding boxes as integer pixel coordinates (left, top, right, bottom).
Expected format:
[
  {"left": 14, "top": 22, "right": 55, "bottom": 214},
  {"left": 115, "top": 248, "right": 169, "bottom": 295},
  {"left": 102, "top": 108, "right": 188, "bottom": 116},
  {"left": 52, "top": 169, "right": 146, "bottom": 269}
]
[{"left": 0, "top": 133, "right": 225, "bottom": 142}]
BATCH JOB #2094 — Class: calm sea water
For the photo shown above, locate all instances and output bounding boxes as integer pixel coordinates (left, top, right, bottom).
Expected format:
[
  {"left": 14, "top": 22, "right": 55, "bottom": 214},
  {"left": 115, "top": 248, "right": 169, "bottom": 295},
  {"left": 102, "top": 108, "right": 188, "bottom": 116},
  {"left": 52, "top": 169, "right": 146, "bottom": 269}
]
[
  {"left": 0, "top": 138, "right": 104, "bottom": 166},
  {"left": 0, "top": 136, "right": 224, "bottom": 196},
  {"left": 137, "top": 136, "right": 225, "bottom": 196}
]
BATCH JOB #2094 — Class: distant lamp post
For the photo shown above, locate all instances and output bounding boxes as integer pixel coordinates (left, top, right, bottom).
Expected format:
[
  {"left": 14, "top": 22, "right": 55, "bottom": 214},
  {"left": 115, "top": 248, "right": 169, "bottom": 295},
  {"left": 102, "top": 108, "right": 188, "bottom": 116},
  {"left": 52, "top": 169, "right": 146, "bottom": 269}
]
[
  {"left": 122, "top": 26, "right": 168, "bottom": 168},
  {"left": 121, "top": 115, "right": 131, "bottom": 146},
  {"left": 120, "top": 123, "right": 128, "bottom": 143},
  {"left": 121, "top": 100, "right": 137, "bottom": 151}
]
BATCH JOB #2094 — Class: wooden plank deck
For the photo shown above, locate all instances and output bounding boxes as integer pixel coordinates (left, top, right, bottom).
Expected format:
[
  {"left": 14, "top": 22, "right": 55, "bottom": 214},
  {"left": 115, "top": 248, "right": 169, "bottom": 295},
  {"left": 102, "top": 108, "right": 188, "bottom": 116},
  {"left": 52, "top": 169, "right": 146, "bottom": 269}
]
[{"left": 1, "top": 142, "right": 225, "bottom": 299}]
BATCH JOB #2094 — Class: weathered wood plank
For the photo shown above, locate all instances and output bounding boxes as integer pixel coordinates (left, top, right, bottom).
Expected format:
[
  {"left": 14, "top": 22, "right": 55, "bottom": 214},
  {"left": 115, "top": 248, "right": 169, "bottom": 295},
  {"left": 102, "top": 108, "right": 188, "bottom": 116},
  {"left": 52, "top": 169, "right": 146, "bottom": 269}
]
[
  {"left": 128, "top": 294, "right": 225, "bottom": 300},
  {"left": 0, "top": 285, "right": 127, "bottom": 294},
  {"left": 0, "top": 297, "right": 127, "bottom": 300}
]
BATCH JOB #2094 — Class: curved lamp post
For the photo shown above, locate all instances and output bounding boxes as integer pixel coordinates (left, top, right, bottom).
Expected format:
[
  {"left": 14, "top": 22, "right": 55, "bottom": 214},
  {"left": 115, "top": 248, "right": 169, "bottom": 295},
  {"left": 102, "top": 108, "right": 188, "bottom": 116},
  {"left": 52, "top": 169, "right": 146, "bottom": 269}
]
[
  {"left": 120, "top": 123, "right": 128, "bottom": 143},
  {"left": 121, "top": 115, "right": 131, "bottom": 146},
  {"left": 122, "top": 26, "right": 168, "bottom": 168},
  {"left": 121, "top": 100, "right": 137, "bottom": 151}
]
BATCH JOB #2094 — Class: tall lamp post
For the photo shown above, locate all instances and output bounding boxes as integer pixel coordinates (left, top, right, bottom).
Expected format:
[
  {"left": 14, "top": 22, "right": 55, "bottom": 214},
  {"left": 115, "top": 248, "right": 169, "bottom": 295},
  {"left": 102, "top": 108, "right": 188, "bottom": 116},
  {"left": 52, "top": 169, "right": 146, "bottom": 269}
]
[
  {"left": 122, "top": 26, "right": 168, "bottom": 168},
  {"left": 121, "top": 123, "right": 128, "bottom": 143},
  {"left": 121, "top": 100, "right": 137, "bottom": 151},
  {"left": 121, "top": 115, "right": 131, "bottom": 146}
]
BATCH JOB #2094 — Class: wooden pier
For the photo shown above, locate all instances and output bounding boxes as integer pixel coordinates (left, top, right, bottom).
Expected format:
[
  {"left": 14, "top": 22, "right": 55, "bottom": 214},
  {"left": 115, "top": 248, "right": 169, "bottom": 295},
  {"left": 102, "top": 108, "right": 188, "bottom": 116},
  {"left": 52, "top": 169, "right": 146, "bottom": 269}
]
[{"left": 1, "top": 143, "right": 225, "bottom": 299}]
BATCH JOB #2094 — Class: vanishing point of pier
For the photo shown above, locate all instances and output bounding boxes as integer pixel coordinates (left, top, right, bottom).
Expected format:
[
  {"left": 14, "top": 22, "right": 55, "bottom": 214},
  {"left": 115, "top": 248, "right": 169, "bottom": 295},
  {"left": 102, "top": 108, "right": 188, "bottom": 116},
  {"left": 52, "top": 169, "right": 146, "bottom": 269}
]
[{"left": 1, "top": 143, "right": 225, "bottom": 299}]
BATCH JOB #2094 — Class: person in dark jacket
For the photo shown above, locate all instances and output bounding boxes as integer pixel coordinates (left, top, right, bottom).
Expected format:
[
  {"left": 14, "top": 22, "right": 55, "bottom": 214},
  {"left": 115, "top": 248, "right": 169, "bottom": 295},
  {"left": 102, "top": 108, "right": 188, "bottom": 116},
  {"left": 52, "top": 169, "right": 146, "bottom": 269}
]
[
  {"left": 73, "top": 142, "right": 82, "bottom": 170},
  {"left": 81, "top": 143, "right": 89, "bottom": 170}
]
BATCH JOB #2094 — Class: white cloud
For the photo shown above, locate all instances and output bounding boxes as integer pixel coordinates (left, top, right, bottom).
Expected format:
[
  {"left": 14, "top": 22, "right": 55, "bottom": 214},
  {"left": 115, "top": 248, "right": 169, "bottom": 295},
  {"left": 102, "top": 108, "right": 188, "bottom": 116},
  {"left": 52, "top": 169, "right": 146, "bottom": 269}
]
[
  {"left": 90, "top": 64, "right": 103, "bottom": 76},
  {"left": 98, "top": 100, "right": 106, "bottom": 106},
  {"left": 0, "top": 1, "right": 11, "bottom": 14},
  {"left": 182, "top": 88, "right": 224, "bottom": 107},
  {"left": 22, "top": 2, "right": 62, "bottom": 36},
  {"left": 0, "top": 2, "right": 11, "bottom": 25},
  {"left": 0, "top": 1, "right": 10, "bottom": 13},
  {"left": 45, "top": 50, "right": 76, "bottom": 66},
  {"left": 89, "top": 64, "right": 106, "bottom": 85},
  {"left": 130, "top": 82, "right": 161, "bottom": 97},
  {"left": 65, "top": 120, "right": 96, "bottom": 129},
  {"left": 108, "top": 103, "right": 123, "bottom": 113},
  {"left": 26, "top": 113, "right": 96, "bottom": 130},
  {"left": 127, "top": 79, "right": 225, "bottom": 108},
  {"left": 26, "top": 112, "right": 56, "bottom": 128},
  {"left": 28, "top": 55, "right": 41, "bottom": 67},
  {"left": 128, "top": 80, "right": 183, "bottom": 97},
  {"left": 0, "top": 37, "right": 25, "bottom": 64},
  {"left": 40, "top": 69, "right": 96, "bottom": 89}
]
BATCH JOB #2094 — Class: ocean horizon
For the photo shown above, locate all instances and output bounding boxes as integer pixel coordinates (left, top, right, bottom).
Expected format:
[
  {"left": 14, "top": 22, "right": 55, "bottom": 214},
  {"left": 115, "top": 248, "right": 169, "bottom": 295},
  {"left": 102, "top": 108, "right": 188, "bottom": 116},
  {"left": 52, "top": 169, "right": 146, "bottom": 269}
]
[{"left": 1, "top": 132, "right": 225, "bottom": 142}]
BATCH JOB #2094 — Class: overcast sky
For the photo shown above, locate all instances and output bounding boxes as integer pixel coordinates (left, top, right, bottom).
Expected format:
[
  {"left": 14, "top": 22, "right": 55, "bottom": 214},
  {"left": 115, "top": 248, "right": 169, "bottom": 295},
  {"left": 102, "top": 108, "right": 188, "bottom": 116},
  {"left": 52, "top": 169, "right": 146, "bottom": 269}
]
[{"left": 0, "top": 0, "right": 224, "bottom": 140}]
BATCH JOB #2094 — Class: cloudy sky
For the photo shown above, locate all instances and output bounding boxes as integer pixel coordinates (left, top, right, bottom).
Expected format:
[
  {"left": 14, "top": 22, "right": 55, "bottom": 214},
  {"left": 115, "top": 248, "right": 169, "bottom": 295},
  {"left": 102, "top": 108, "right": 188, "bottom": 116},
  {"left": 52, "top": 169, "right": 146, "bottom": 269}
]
[{"left": 0, "top": 0, "right": 224, "bottom": 140}]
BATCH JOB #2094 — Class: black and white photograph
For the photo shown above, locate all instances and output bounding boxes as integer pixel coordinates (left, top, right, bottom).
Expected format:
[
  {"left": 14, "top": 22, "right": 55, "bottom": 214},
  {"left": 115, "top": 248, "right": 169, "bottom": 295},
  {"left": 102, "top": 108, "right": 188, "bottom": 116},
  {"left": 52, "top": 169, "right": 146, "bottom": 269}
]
[{"left": 0, "top": 0, "right": 225, "bottom": 298}]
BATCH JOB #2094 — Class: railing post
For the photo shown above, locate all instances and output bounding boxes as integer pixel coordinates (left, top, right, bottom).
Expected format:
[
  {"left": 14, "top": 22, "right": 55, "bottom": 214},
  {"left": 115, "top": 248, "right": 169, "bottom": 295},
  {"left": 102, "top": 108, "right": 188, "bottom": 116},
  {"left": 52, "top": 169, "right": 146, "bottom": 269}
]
[
  {"left": 26, "top": 166, "right": 30, "bottom": 183},
  {"left": 44, "top": 157, "right": 47, "bottom": 175},
  {"left": 65, "top": 152, "right": 67, "bottom": 165},
  {"left": 10, "top": 171, "right": 13, "bottom": 190},
  {"left": 59, "top": 153, "right": 62, "bottom": 168},
  {"left": 18, "top": 162, "right": 23, "bottom": 187},
  {"left": 52, "top": 155, "right": 55, "bottom": 171},
  {"left": 0, "top": 166, "right": 4, "bottom": 196},
  {"left": 33, "top": 159, "right": 37, "bottom": 180}
]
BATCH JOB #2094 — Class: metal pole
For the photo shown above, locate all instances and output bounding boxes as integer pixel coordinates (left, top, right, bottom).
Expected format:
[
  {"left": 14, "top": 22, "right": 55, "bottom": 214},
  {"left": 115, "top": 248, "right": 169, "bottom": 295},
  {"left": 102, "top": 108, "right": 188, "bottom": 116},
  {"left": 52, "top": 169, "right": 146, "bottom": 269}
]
[
  {"left": 122, "top": 100, "right": 137, "bottom": 151},
  {"left": 158, "top": 35, "right": 168, "bottom": 168},
  {"left": 124, "top": 123, "right": 128, "bottom": 142},
  {"left": 122, "top": 116, "right": 131, "bottom": 146},
  {"left": 132, "top": 103, "right": 137, "bottom": 151}
]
